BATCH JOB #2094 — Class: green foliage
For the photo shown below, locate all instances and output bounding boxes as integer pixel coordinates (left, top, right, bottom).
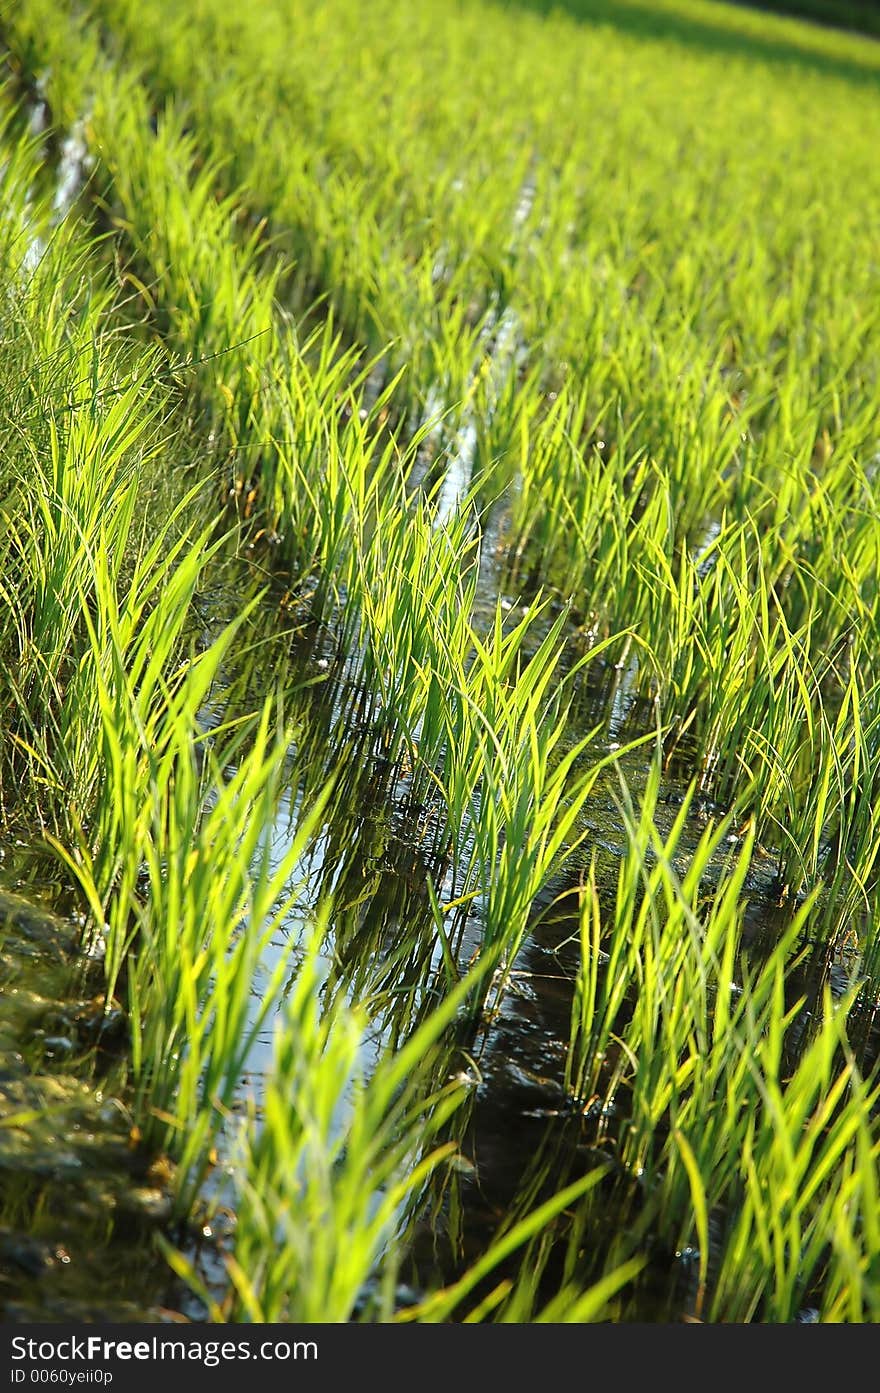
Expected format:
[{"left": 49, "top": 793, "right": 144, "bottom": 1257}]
[{"left": 2, "top": 0, "right": 880, "bottom": 1322}]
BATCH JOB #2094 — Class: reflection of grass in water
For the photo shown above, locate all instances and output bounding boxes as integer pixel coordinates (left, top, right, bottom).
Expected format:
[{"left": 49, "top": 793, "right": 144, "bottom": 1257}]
[{"left": 1, "top": 0, "right": 880, "bottom": 1320}]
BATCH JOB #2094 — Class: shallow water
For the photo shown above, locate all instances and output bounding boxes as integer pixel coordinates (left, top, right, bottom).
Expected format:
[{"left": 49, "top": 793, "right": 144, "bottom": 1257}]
[{"left": 0, "top": 881, "right": 200, "bottom": 1320}]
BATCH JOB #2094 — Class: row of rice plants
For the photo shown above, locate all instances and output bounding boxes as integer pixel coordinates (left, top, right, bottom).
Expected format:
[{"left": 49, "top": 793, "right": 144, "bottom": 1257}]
[
  {"left": 3, "top": 0, "right": 880, "bottom": 1319},
  {"left": 566, "top": 760, "right": 880, "bottom": 1319},
  {"left": 0, "top": 74, "right": 642, "bottom": 1318},
  {"left": 16, "top": 0, "right": 880, "bottom": 929}
]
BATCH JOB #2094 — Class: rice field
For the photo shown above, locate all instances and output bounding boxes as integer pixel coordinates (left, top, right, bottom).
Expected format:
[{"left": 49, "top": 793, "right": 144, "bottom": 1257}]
[{"left": 1, "top": 0, "right": 879, "bottom": 1324}]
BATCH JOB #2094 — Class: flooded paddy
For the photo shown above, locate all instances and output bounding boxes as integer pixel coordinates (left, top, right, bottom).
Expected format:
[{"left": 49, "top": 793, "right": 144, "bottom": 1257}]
[
  {"left": 2, "top": 561, "right": 871, "bottom": 1321},
  {"left": 2, "top": 0, "right": 880, "bottom": 1326}
]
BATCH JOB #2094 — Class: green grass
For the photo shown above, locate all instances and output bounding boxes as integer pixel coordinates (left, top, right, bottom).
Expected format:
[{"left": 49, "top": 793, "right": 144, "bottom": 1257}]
[{"left": 1, "top": 0, "right": 879, "bottom": 1323}]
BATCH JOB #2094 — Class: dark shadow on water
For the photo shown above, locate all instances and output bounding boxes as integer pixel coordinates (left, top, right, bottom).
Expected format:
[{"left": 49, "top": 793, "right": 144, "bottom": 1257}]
[{"left": 500, "top": 0, "right": 880, "bottom": 88}]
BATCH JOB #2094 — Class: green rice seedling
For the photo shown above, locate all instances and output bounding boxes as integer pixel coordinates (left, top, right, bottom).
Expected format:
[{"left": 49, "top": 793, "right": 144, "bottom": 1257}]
[
  {"left": 129, "top": 707, "right": 331, "bottom": 1214},
  {"left": 222, "top": 936, "right": 643, "bottom": 1323},
  {"left": 429, "top": 604, "right": 650, "bottom": 1013},
  {"left": 0, "top": 101, "right": 55, "bottom": 275},
  {"left": 617, "top": 844, "right": 804, "bottom": 1200},
  {"left": 562, "top": 756, "right": 880, "bottom": 1320},
  {"left": 641, "top": 523, "right": 822, "bottom": 785},
  {"left": 52, "top": 562, "right": 336, "bottom": 1209},
  {"left": 40, "top": 490, "right": 228, "bottom": 883},
  {"left": 218, "top": 944, "right": 495, "bottom": 1322},
  {"left": 564, "top": 856, "right": 638, "bottom": 1114},
  {"left": 87, "top": 82, "right": 286, "bottom": 472},
  {"left": 564, "top": 755, "right": 752, "bottom": 1111},
  {"left": 266, "top": 343, "right": 421, "bottom": 620},
  {"left": 728, "top": 642, "right": 880, "bottom": 957},
  {"left": 674, "top": 986, "right": 880, "bottom": 1323},
  {"left": 0, "top": 125, "right": 186, "bottom": 832},
  {"left": 349, "top": 500, "right": 480, "bottom": 778},
  {"left": 402, "top": 1169, "right": 644, "bottom": 1323},
  {"left": 2, "top": 361, "right": 167, "bottom": 768},
  {"left": 507, "top": 389, "right": 651, "bottom": 614},
  {"left": 19, "top": 35, "right": 439, "bottom": 634}
]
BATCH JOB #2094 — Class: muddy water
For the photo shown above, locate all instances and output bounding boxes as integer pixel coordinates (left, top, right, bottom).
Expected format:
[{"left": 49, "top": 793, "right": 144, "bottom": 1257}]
[{"left": 0, "top": 876, "right": 201, "bottom": 1320}]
